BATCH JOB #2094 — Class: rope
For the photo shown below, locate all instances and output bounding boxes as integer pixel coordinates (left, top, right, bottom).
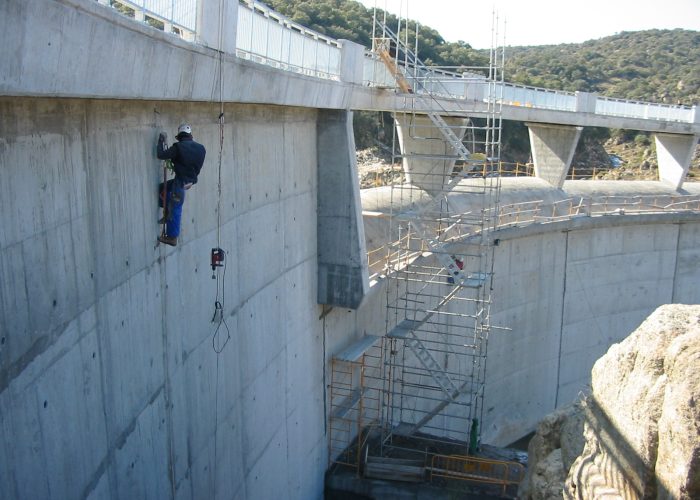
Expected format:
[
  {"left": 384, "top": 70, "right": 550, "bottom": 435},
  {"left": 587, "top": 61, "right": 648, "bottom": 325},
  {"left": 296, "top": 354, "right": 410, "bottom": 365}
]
[
  {"left": 212, "top": 2, "right": 228, "bottom": 498},
  {"left": 211, "top": 0, "right": 228, "bottom": 354}
]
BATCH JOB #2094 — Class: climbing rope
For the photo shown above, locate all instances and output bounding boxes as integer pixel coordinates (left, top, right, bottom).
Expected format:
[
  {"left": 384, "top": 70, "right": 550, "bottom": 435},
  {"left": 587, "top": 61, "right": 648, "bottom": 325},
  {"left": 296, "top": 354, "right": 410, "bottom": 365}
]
[{"left": 211, "top": 3, "right": 228, "bottom": 498}]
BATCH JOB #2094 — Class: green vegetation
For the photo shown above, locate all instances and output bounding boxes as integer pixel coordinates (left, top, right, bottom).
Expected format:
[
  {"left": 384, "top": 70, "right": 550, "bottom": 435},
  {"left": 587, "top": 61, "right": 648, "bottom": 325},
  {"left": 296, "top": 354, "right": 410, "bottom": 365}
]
[
  {"left": 262, "top": 0, "right": 487, "bottom": 68},
  {"left": 505, "top": 30, "right": 700, "bottom": 105},
  {"left": 263, "top": 0, "right": 698, "bottom": 168}
]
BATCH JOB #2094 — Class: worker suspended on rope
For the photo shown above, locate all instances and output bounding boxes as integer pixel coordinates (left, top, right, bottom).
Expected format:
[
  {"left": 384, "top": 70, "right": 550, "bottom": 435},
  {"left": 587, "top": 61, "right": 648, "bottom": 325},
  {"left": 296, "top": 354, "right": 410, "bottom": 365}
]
[{"left": 157, "top": 123, "right": 206, "bottom": 246}]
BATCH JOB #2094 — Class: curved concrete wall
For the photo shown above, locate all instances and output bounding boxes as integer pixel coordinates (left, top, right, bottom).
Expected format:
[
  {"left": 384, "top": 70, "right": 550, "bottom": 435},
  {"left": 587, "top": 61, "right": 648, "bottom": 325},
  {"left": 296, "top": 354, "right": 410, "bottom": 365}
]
[
  {"left": 482, "top": 215, "right": 700, "bottom": 445},
  {"left": 2, "top": 1, "right": 700, "bottom": 497},
  {"left": 2, "top": 100, "right": 699, "bottom": 498},
  {"left": 0, "top": 96, "right": 384, "bottom": 499}
]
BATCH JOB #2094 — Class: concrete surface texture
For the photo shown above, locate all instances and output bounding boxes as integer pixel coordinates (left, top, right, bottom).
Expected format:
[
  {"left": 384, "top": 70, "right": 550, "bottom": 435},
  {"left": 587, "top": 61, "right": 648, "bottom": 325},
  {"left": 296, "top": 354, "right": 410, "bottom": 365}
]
[
  {"left": 0, "top": 96, "right": 379, "bottom": 499},
  {"left": 394, "top": 114, "right": 470, "bottom": 195},
  {"left": 2, "top": 1, "right": 700, "bottom": 499},
  {"left": 361, "top": 179, "right": 700, "bottom": 446},
  {"left": 527, "top": 123, "right": 583, "bottom": 188}
]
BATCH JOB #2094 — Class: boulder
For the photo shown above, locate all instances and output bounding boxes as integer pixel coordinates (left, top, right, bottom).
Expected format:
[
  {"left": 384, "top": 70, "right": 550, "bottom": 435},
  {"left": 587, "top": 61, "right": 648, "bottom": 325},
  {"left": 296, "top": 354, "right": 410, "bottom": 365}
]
[
  {"left": 530, "top": 449, "right": 566, "bottom": 500},
  {"left": 564, "top": 304, "right": 700, "bottom": 499},
  {"left": 518, "top": 402, "right": 585, "bottom": 499}
]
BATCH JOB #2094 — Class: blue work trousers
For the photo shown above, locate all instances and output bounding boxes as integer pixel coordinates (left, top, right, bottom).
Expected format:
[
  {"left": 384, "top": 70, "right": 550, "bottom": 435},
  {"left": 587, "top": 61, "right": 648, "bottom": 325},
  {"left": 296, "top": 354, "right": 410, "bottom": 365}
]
[{"left": 160, "top": 179, "right": 186, "bottom": 238}]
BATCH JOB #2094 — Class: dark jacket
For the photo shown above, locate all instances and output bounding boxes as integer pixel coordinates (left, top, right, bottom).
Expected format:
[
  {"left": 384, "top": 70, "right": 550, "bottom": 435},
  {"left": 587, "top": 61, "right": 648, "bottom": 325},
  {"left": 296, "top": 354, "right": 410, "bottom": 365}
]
[{"left": 157, "top": 135, "right": 206, "bottom": 184}]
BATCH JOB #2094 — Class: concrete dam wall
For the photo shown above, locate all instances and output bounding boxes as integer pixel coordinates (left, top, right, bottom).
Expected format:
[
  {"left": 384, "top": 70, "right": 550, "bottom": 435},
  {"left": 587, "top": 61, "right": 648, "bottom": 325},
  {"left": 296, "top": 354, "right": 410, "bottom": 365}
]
[
  {"left": 2, "top": 95, "right": 698, "bottom": 500},
  {"left": 483, "top": 214, "right": 700, "bottom": 445},
  {"left": 0, "top": 96, "right": 383, "bottom": 499},
  {"left": 2, "top": 0, "right": 700, "bottom": 498}
]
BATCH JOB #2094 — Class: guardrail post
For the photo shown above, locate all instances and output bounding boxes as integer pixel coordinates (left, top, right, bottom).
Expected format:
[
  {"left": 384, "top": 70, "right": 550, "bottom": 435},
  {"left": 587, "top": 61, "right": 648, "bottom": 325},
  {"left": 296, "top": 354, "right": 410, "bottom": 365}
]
[
  {"left": 197, "top": 0, "right": 238, "bottom": 53},
  {"left": 339, "top": 39, "right": 365, "bottom": 85}
]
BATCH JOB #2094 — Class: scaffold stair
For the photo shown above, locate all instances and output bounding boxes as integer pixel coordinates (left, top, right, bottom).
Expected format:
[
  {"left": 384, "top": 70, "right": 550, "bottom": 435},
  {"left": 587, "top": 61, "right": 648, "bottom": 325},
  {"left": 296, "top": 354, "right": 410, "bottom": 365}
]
[{"left": 408, "top": 217, "right": 487, "bottom": 288}]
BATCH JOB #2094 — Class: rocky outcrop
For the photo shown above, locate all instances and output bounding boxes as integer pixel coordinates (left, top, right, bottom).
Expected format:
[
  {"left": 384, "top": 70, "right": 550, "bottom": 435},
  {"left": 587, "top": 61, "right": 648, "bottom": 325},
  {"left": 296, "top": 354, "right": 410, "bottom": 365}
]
[
  {"left": 564, "top": 304, "right": 700, "bottom": 499},
  {"left": 518, "top": 402, "right": 585, "bottom": 499}
]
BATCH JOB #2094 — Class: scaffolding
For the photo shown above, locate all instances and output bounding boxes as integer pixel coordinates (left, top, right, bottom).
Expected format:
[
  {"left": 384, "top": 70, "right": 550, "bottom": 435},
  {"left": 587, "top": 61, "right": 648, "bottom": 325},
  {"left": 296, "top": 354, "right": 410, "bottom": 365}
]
[
  {"left": 328, "top": 335, "right": 383, "bottom": 471},
  {"left": 327, "top": 8, "right": 505, "bottom": 475},
  {"left": 374, "top": 11, "right": 504, "bottom": 456}
]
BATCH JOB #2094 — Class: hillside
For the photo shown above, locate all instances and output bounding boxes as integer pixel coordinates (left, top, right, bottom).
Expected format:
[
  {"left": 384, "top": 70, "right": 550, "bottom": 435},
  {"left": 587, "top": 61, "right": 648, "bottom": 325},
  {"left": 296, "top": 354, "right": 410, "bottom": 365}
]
[
  {"left": 261, "top": 0, "right": 699, "bottom": 176},
  {"left": 505, "top": 30, "right": 700, "bottom": 105}
]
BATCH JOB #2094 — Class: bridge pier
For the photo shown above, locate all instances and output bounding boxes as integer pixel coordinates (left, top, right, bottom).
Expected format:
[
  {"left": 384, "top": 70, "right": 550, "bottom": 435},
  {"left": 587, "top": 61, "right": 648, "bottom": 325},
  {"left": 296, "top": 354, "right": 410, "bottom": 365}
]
[
  {"left": 654, "top": 133, "right": 698, "bottom": 190},
  {"left": 394, "top": 114, "right": 470, "bottom": 196},
  {"left": 317, "top": 109, "right": 369, "bottom": 309},
  {"left": 527, "top": 123, "right": 583, "bottom": 189}
]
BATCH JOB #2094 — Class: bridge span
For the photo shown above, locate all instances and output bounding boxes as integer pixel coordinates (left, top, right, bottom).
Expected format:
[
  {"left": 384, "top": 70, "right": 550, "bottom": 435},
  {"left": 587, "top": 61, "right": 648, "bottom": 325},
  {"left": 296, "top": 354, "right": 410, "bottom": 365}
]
[{"left": 1, "top": 1, "right": 699, "bottom": 499}]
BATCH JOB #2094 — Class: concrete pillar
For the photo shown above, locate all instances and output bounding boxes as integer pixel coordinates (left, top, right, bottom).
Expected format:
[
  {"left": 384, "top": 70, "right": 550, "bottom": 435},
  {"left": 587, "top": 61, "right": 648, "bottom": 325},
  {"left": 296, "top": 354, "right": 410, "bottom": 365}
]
[
  {"left": 654, "top": 133, "right": 698, "bottom": 190},
  {"left": 197, "top": 0, "right": 238, "bottom": 53},
  {"left": 339, "top": 39, "right": 365, "bottom": 85},
  {"left": 395, "top": 114, "right": 470, "bottom": 196},
  {"left": 317, "top": 110, "right": 369, "bottom": 309},
  {"left": 527, "top": 123, "right": 583, "bottom": 189}
]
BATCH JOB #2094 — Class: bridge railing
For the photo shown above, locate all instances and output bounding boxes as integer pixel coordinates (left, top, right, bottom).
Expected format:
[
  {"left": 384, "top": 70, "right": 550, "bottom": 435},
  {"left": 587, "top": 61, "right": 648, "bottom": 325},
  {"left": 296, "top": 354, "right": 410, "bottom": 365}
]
[
  {"left": 99, "top": 0, "right": 696, "bottom": 124},
  {"left": 595, "top": 96, "right": 693, "bottom": 122},
  {"left": 236, "top": 1, "right": 341, "bottom": 80},
  {"left": 96, "top": 0, "right": 197, "bottom": 39}
]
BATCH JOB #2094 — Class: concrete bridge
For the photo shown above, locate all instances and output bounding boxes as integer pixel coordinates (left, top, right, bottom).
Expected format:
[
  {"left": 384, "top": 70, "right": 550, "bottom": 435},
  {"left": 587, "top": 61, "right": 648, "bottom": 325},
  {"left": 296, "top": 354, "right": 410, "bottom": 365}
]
[{"left": 1, "top": 1, "right": 699, "bottom": 499}]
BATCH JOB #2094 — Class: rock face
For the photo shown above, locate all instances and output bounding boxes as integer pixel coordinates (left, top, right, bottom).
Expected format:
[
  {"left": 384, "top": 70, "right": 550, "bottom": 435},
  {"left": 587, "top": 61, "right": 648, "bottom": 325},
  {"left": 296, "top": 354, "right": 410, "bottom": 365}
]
[
  {"left": 518, "top": 403, "right": 585, "bottom": 500},
  {"left": 564, "top": 304, "right": 700, "bottom": 499}
]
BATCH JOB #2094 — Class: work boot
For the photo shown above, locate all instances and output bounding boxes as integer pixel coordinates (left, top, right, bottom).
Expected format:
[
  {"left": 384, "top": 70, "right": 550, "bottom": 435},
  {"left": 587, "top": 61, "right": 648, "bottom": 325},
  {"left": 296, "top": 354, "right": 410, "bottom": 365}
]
[{"left": 158, "top": 235, "right": 177, "bottom": 247}]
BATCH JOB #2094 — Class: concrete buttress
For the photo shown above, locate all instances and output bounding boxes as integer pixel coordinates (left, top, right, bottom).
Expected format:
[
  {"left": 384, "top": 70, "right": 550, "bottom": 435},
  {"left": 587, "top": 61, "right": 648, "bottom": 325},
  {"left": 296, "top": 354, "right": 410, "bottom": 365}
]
[{"left": 316, "top": 109, "right": 369, "bottom": 309}]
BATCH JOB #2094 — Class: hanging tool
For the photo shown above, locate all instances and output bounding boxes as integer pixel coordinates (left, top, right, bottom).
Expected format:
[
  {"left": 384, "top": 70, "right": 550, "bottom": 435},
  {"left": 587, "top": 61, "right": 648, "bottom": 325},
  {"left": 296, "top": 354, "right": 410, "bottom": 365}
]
[{"left": 210, "top": 247, "right": 225, "bottom": 277}]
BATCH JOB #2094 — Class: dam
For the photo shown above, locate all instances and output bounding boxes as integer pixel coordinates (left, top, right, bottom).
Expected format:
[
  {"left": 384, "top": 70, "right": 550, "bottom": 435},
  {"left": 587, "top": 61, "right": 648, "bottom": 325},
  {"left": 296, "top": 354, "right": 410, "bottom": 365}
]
[{"left": 1, "top": 1, "right": 699, "bottom": 498}]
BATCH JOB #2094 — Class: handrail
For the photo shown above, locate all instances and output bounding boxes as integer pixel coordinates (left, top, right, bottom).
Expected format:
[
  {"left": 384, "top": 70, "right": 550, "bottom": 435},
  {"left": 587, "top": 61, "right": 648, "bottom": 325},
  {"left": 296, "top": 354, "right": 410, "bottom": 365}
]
[
  {"left": 428, "top": 453, "right": 525, "bottom": 497},
  {"left": 493, "top": 194, "right": 700, "bottom": 227},
  {"left": 366, "top": 193, "right": 700, "bottom": 280},
  {"left": 96, "top": 0, "right": 197, "bottom": 39},
  {"left": 98, "top": 0, "right": 698, "bottom": 124},
  {"left": 236, "top": 0, "right": 342, "bottom": 80}
]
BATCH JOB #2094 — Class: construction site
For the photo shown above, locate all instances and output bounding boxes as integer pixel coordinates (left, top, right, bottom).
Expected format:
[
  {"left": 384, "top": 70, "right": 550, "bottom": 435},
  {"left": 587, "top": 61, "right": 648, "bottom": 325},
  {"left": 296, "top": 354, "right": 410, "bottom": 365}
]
[
  {"left": 325, "top": 10, "right": 527, "bottom": 496},
  {"left": 2, "top": 1, "right": 699, "bottom": 499}
]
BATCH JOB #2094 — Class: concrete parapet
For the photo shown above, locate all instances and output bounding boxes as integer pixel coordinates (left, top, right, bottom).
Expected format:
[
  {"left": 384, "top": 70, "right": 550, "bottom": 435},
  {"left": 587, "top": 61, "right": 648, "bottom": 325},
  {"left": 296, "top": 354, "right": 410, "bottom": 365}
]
[
  {"left": 339, "top": 39, "right": 365, "bottom": 85},
  {"left": 197, "top": 0, "right": 238, "bottom": 53},
  {"left": 574, "top": 91, "right": 597, "bottom": 113}
]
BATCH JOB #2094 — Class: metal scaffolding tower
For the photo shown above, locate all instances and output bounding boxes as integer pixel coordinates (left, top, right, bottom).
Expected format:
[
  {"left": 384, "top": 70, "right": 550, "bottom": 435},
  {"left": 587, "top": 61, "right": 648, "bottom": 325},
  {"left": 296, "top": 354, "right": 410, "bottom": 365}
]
[{"left": 374, "top": 12, "right": 504, "bottom": 455}]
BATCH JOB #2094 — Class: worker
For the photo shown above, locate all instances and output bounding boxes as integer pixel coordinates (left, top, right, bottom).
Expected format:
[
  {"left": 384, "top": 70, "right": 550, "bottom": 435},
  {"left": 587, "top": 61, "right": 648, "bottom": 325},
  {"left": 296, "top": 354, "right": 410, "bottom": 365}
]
[
  {"left": 447, "top": 256, "right": 464, "bottom": 284},
  {"left": 157, "top": 123, "right": 206, "bottom": 246}
]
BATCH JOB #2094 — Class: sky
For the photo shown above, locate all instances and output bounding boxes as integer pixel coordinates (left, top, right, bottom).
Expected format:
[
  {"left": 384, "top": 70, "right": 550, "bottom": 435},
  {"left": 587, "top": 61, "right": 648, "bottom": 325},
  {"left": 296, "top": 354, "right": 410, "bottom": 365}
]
[{"left": 357, "top": 0, "right": 700, "bottom": 49}]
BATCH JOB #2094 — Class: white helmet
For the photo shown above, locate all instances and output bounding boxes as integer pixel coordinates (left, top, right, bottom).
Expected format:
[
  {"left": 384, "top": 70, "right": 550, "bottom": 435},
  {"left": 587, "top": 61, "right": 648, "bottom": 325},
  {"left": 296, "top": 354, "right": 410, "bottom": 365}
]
[{"left": 177, "top": 123, "right": 192, "bottom": 135}]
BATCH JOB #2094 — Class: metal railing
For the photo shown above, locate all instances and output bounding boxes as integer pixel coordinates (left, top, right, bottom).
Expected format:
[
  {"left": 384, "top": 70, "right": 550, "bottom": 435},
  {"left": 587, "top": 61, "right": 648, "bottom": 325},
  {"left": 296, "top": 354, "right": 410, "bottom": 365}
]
[
  {"left": 236, "top": 1, "right": 341, "bottom": 80},
  {"left": 428, "top": 454, "right": 525, "bottom": 497},
  {"left": 366, "top": 193, "right": 700, "bottom": 280},
  {"left": 596, "top": 96, "right": 694, "bottom": 122},
  {"left": 97, "top": 0, "right": 697, "bottom": 124},
  {"left": 96, "top": 0, "right": 197, "bottom": 39},
  {"left": 361, "top": 51, "right": 693, "bottom": 121},
  {"left": 492, "top": 194, "right": 700, "bottom": 228}
]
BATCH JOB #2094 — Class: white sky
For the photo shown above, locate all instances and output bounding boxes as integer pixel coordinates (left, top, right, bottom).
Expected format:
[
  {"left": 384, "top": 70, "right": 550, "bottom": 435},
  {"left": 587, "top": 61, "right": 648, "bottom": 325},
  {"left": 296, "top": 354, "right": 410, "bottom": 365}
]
[{"left": 357, "top": 0, "right": 700, "bottom": 49}]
